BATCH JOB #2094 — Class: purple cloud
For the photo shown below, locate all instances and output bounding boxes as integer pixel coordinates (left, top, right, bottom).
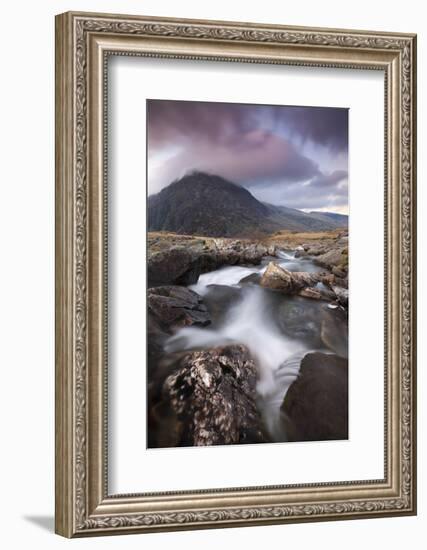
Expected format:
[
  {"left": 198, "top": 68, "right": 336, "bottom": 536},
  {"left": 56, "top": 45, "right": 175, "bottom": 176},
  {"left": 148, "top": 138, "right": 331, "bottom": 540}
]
[{"left": 147, "top": 99, "right": 348, "bottom": 211}]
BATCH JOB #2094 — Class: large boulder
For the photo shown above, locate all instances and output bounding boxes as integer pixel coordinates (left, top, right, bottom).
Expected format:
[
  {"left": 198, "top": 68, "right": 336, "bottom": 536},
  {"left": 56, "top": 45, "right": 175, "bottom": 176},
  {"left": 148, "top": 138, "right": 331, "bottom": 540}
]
[
  {"left": 148, "top": 286, "right": 211, "bottom": 330},
  {"left": 281, "top": 352, "right": 348, "bottom": 441},
  {"left": 148, "top": 247, "right": 198, "bottom": 287},
  {"left": 260, "top": 262, "right": 321, "bottom": 293},
  {"left": 314, "top": 247, "right": 348, "bottom": 272},
  {"left": 147, "top": 286, "right": 211, "bottom": 379},
  {"left": 149, "top": 344, "right": 266, "bottom": 447}
]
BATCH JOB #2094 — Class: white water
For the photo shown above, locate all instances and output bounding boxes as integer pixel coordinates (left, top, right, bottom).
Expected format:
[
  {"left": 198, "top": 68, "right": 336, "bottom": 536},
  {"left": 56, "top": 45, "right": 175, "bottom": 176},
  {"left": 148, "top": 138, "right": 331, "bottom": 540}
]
[
  {"left": 189, "top": 249, "right": 307, "bottom": 296},
  {"left": 276, "top": 250, "right": 295, "bottom": 261},
  {"left": 167, "top": 256, "right": 307, "bottom": 396},
  {"left": 162, "top": 248, "right": 346, "bottom": 442},
  {"left": 190, "top": 265, "right": 264, "bottom": 295}
]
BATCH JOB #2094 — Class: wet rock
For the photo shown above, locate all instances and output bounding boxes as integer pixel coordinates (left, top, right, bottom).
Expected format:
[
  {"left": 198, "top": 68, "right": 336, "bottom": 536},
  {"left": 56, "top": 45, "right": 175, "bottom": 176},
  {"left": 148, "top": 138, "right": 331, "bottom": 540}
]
[
  {"left": 321, "top": 273, "right": 336, "bottom": 287},
  {"left": 150, "top": 344, "right": 266, "bottom": 447},
  {"left": 147, "top": 286, "right": 211, "bottom": 380},
  {"left": 281, "top": 352, "right": 348, "bottom": 441},
  {"left": 332, "top": 265, "right": 347, "bottom": 278},
  {"left": 239, "top": 272, "right": 262, "bottom": 285},
  {"left": 314, "top": 248, "right": 343, "bottom": 269},
  {"left": 260, "top": 262, "right": 322, "bottom": 294},
  {"left": 314, "top": 247, "right": 348, "bottom": 273},
  {"left": 320, "top": 308, "right": 348, "bottom": 357},
  {"left": 148, "top": 237, "right": 274, "bottom": 287},
  {"left": 148, "top": 286, "right": 211, "bottom": 330},
  {"left": 202, "top": 285, "right": 242, "bottom": 324},
  {"left": 299, "top": 287, "right": 322, "bottom": 300},
  {"left": 332, "top": 285, "right": 349, "bottom": 307},
  {"left": 335, "top": 276, "right": 348, "bottom": 289},
  {"left": 148, "top": 247, "right": 199, "bottom": 287},
  {"left": 275, "top": 297, "right": 325, "bottom": 348}
]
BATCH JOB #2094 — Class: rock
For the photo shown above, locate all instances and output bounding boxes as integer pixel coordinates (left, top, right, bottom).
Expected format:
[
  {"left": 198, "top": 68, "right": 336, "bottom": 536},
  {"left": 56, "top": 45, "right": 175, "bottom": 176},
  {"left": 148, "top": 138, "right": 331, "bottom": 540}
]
[
  {"left": 335, "top": 276, "right": 348, "bottom": 289},
  {"left": 151, "top": 345, "right": 266, "bottom": 447},
  {"left": 260, "top": 262, "right": 321, "bottom": 294},
  {"left": 281, "top": 352, "right": 348, "bottom": 441},
  {"left": 299, "top": 287, "right": 322, "bottom": 300},
  {"left": 148, "top": 286, "right": 211, "bottom": 330},
  {"left": 315, "top": 282, "right": 338, "bottom": 301},
  {"left": 147, "top": 286, "right": 211, "bottom": 380},
  {"left": 321, "top": 273, "right": 336, "bottom": 287},
  {"left": 148, "top": 247, "right": 199, "bottom": 287},
  {"left": 239, "top": 272, "right": 262, "bottom": 285},
  {"left": 320, "top": 308, "right": 348, "bottom": 357},
  {"left": 332, "top": 285, "right": 349, "bottom": 307},
  {"left": 294, "top": 249, "right": 307, "bottom": 258},
  {"left": 148, "top": 236, "right": 273, "bottom": 287},
  {"left": 332, "top": 265, "right": 347, "bottom": 278},
  {"left": 314, "top": 248, "right": 344, "bottom": 270},
  {"left": 202, "top": 285, "right": 242, "bottom": 324},
  {"left": 276, "top": 298, "right": 324, "bottom": 347}
]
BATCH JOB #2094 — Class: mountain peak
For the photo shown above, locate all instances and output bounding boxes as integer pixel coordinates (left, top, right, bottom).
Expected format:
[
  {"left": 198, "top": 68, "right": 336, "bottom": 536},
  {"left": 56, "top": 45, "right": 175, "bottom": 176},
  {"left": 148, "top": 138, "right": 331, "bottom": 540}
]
[{"left": 148, "top": 173, "right": 347, "bottom": 237}]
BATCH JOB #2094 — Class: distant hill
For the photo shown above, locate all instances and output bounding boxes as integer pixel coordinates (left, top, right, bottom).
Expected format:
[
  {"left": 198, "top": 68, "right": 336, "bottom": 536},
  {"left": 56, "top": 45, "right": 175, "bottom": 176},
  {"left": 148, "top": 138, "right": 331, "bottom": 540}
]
[
  {"left": 148, "top": 172, "right": 347, "bottom": 237},
  {"left": 308, "top": 211, "right": 349, "bottom": 228}
]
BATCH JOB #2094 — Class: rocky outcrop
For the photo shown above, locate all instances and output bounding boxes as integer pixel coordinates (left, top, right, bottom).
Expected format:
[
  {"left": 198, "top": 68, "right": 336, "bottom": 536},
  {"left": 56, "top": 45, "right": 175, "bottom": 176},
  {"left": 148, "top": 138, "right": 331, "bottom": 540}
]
[
  {"left": 148, "top": 247, "right": 214, "bottom": 287},
  {"left": 260, "top": 262, "right": 323, "bottom": 293},
  {"left": 281, "top": 352, "right": 348, "bottom": 441},
  {"left": 148, "top": 286, "right": 211, "bottom": 329},
  {"left": 148, "top": 234, "right": 276, "bottom": 287},
  {"left": 148, "top": 344, "right": 267, "bottom": 447},
  {"left": 147, "top": 286, "right": 211, "bottom": 378}
]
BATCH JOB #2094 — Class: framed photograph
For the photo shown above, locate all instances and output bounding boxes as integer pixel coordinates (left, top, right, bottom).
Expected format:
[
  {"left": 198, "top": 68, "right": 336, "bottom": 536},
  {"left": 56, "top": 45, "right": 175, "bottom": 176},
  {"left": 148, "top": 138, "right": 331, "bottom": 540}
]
[{"left": 55, "top": 11, "right": 417, "bottom": 537}]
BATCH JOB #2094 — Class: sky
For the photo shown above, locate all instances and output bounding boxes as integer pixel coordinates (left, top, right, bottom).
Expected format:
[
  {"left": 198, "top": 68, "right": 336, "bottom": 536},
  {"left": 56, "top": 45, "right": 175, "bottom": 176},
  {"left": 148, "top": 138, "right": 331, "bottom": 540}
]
[{"left": 147, "top": 100, "right": 349, "bottom": 214}]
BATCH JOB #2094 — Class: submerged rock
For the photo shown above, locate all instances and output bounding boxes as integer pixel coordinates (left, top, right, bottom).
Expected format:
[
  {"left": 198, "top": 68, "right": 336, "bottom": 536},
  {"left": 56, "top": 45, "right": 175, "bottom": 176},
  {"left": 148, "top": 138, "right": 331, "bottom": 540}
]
[
  {"left": 150, "top": 344, "right": 266, "bottom": 447},
  {"left": 281, "top": 352, "right": 348, "bottom": 442}
]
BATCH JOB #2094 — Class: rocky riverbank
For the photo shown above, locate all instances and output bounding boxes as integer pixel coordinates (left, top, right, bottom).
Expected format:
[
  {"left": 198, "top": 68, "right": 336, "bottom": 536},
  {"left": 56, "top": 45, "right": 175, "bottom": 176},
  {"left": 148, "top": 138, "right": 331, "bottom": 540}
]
[
  {"left": 147, "top": 230, "right": 349, "bottom": 447},
  {"left": 148, "top": 232, "right": 276, "bottom": 287}
]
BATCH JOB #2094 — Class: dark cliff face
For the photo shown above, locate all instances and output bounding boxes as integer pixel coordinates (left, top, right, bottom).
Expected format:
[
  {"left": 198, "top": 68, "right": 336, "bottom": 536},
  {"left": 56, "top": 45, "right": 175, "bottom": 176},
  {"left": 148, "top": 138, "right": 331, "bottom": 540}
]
[{"left": 148, "top": 172, "right": 347, "bottom": 237}]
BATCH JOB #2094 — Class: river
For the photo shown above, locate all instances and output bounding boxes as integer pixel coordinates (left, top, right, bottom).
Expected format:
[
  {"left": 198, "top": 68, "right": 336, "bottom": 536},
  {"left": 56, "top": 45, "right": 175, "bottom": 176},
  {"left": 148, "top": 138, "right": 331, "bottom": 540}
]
[{"left": 164, "top": 250, "right": 348, "bottom": 442}]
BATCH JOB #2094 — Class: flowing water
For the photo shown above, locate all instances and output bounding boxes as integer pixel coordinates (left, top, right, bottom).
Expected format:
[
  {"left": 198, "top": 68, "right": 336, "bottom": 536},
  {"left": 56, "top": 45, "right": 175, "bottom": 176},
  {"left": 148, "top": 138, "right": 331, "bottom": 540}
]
[{"left": 165, "top": 250, "right": 348, "bottom": 442}]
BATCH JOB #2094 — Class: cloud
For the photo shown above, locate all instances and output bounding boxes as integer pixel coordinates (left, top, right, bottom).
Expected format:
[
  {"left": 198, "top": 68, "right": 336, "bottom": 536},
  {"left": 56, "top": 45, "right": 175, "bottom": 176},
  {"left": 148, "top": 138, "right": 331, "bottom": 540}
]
[
  {"left": 147, "top": 99, "right": 348, "bottom": 210},
  {"left": 148, "top": 134, "right": 319, "bottom": 194},
  {"left": 276, "top": 106, "right": 349, "bottom": 152},
  {"left": 247, "top": 170, "right": 348, "bottom": 211},
  {"left": 307, "top": 170, "right": 348, "bottom": 188}
]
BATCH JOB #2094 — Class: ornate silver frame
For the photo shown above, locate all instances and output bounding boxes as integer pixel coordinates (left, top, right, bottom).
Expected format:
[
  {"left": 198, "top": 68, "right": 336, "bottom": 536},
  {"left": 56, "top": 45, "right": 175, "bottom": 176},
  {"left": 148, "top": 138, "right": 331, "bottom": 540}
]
[{"left": 55, "top": 11, "right": 417, "bottom": 537}]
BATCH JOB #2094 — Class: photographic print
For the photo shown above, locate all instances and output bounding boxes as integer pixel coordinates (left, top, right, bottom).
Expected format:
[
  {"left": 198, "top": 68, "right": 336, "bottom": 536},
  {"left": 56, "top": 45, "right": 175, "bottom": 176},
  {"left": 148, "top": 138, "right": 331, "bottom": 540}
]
[
  {"left": 147, "top": 99, "right": 349, "bottom": 448},
  {"left": 56, "top": 13, "right": 417, "bottom": 536}
]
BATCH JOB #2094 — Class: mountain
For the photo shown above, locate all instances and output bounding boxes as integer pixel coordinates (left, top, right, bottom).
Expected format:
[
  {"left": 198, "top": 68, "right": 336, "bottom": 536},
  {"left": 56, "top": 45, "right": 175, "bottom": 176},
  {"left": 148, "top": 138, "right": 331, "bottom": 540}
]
[
  {"left": 265, "top": 204, "right": 347, "bottom": 232},
  {"left": 308, "top": 211, "right": 349, "bottom": 228},
  {"left": 148, "top": 172, "right": 347, "bottom": 237}
]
